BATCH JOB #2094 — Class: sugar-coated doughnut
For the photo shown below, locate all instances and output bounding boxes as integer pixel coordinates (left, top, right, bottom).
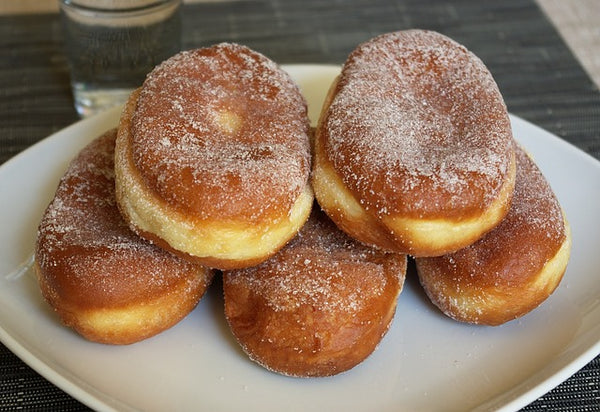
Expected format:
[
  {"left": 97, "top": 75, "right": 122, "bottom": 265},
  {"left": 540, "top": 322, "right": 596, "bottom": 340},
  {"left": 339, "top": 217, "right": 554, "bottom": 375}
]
[
  {"left": 115, "top": 43, "right": 313, "bottom": 270},
  {"left": 313, "top": 30, "right": 516, "bottom": 257},
  {"left": 415, "top": 145, "right": 571, "bottom": 326},
  {"left": 35, "top": 130, "right": 214, "bottom": 345},
  {"left": 223, "top": 206, "right": 407, "bottom": 377}
]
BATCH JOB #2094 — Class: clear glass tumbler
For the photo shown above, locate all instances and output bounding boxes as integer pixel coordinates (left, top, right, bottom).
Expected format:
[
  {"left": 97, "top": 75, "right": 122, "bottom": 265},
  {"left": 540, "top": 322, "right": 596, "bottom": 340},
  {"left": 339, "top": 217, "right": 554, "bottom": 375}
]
[{"left": 60, "top": 0, "right": 181, "bottom": 117}]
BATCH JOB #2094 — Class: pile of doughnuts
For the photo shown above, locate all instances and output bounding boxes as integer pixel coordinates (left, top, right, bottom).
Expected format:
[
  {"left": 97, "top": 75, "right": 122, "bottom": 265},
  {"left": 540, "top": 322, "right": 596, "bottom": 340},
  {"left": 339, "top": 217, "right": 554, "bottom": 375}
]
[
  {"left": 35, "top": 31, "right": 571, "bottom": 377},
  {"left": 311, "top": 30, "right": 571, "bottom": 328}
]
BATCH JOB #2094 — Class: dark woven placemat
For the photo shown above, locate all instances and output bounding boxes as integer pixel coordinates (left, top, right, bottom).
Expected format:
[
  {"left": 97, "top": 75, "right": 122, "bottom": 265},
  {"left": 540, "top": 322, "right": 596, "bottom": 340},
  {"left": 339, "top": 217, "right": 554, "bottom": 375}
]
[{"left": 1, "top": 0, "right": 599, "bottom": 410}]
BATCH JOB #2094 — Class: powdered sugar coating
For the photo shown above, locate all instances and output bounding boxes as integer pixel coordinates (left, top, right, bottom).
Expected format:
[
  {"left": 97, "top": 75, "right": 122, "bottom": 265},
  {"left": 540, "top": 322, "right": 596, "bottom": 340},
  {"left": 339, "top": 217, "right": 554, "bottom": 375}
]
[
  {"left": 416, "top": 145, "right": 569, "bottom": 324},
  {"left": 35, "top": 130, "right": 211, "bottom": 306},
  {"left": 223, "top": 208, "right": 407, "bottom": 377},
  {"left": 224, "top": 208, "right": 406, "bottom": 314},
  {"left": 436, "top": 146, "right": 566, "bottom": 286},
  {"left": 321, "top": 30, "right": 514, "bottom": 218},
  {"left": 130, "top": 43, "right": 311, "bottom": 221}
]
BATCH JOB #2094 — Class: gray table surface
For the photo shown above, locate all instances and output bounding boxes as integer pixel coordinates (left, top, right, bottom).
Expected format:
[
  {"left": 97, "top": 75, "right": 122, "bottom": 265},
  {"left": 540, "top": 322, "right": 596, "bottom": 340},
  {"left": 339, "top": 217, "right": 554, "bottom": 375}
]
[{"left": 1, "top": 0, "right": 599, "bottom": 410}]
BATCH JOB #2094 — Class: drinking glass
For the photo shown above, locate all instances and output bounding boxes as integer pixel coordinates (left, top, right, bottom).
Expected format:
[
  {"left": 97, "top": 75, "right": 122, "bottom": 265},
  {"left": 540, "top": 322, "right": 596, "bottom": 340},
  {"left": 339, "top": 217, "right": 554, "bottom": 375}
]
[{"left": 60, "top": 0, "right": 182, "bottom": 117}]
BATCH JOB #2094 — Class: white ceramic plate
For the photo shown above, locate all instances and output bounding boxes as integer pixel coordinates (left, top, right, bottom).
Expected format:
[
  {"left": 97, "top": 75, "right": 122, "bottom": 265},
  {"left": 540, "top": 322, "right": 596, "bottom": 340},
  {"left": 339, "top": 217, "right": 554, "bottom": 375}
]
[{"left": 1, "top": 64, "right": 599, "bottom": 412}]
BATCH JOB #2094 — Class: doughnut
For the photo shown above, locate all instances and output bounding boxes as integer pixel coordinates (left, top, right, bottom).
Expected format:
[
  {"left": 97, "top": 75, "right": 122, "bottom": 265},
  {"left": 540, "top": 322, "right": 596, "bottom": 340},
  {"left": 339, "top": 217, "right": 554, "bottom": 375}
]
[
  {"left": 115, "top": 43, "right": 313, "bottom": 270},
  {"left": 312, "top": 30, "right": 516, "bottom": 257},
  {"left": 35, "top": 129, "right": 214, "bottom": 345},
  {"left": 415, "top": 145, "right": 571, "bottom": 326},
  {"left": 223, "top": 206, "right": 407, "bottom": 377}
]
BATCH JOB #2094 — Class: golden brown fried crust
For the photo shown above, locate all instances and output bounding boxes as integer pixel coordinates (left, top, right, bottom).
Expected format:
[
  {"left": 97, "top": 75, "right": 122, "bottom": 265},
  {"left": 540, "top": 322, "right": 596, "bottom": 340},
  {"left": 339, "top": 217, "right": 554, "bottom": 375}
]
[
  {"left": 313, "top": 30, "right": 516, "bottom": 256},
  {"left": 128, "top": 44, "right": 311, "bottom": 222},
  {"left": 35, "top": 130, "right": 213, "bottom": 345},
  {"left": 223, "top": 207, "right": 407, "bottom": 377},
  {"left": 415, "top": 146, "right": 571, "bottom": 326},
  {"left": 115, "top": 43, "right": 314, "bottom": 269}
]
